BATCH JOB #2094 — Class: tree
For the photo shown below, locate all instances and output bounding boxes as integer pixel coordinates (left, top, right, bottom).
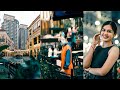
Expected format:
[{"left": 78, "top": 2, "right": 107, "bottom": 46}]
[{"left": 0, "top": 45, "right": 9, "bottom": 52}]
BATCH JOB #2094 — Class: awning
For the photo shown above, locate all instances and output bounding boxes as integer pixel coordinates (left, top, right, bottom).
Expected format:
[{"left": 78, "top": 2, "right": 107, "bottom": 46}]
[
  {"left": 49, "top": 27, "right": 65, "bottom": 31},
  {"left": 40, "top": 38, "right": 58, "bottom": 43}
]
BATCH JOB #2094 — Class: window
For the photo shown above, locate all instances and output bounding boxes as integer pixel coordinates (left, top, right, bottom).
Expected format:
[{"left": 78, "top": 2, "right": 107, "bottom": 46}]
[
  {"left": 30, "top": 42, "right": 32, "bottom": 46},
  {"left": 38, "top": 35, "right": 40, "bottom": 43},
  {"left": 29, "top": 29, "right": 32, "bottom": 35},
  {"left": 37, "top": 21, "right": 40, "bottom": 27},
  {"left": 34, "top": 37, "right": 37, "bottom": 45},
  {"left": 33, "top": 23, "right": 37, "bottom": 30}
]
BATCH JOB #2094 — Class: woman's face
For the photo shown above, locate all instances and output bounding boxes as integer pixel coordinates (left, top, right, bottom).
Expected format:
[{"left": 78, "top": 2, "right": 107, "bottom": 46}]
[{"left": 100, "top": 25, "right": 115, "bottom": 42}]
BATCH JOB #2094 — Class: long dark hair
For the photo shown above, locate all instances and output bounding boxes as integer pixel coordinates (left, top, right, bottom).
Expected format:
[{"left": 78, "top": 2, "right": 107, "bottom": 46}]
[{"left": 101, "top": 21, "right": 117, "bottom": 35}]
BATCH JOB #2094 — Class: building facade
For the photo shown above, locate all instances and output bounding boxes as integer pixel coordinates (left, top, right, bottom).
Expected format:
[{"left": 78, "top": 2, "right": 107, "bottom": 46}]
[
  {"left": 19, "top": 24, "right": 28, "bottom": 50},
  {"left": 27, "top": 11, "right": 62, "bottom": 58},
  {"left": 27, "top": 11, "right": 81, "bottom": 58},
  {"left": 0, "top": 29, "right": 14, "bottom": 56},
  {"left": 27, "top": 15, "right": 41, "bottom": 57},
  {"left": 1, "top": 14, "right": 19, "bottom": 49}
]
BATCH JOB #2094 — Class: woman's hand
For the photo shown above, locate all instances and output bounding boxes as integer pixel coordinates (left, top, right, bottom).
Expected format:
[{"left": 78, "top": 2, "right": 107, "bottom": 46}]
[
  {"left": 85, "top": 67, "right": 91, "bottom": 72},
  {"left": 92, "top": 33, "right": 101, "bottom": 46}
]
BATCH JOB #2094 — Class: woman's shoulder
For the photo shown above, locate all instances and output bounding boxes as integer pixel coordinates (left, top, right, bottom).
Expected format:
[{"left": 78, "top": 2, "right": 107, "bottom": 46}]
[
  {"left": 111, "top": 45, "right": 119, "bottom": 50},
  {"left": 109, "top": 45, "right": 119, "bottom": 54}
]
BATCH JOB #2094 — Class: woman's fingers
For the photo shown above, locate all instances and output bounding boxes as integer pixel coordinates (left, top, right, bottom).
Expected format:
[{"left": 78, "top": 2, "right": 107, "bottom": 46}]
[
  {"left": 94, "top": 33, "right": 100, "bottom": 40},
  {"left": 92, "top": 33, "right": 101, "bottom": 45}
]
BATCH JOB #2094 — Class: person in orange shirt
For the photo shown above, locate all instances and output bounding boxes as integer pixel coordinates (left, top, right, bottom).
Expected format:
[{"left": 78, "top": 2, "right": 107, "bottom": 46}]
[{"left": 60, "top": 30, "right": 73, "bottom": 76}]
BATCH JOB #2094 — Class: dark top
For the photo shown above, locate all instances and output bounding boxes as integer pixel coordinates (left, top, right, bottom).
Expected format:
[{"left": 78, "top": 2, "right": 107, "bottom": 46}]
[{"left": 89, "top": 45, "right": 115, "bottom": 79}]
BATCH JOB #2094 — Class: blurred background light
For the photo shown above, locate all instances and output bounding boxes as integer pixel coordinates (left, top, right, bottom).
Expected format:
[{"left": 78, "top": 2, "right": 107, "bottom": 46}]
[{"left": 95, "top": 20, "right": 100, "bottom": 25}]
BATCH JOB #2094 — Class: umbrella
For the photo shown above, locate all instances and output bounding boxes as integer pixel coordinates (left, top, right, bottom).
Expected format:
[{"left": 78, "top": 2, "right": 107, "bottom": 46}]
[{"left": 0, "top": 45, "right": 9, "bottom": 52}]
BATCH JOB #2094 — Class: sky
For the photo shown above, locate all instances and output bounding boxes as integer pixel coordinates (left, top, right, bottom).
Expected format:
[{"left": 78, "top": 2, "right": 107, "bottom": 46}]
[{"left": 0, "top": 11, "right": 40, "bottom": 27}]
